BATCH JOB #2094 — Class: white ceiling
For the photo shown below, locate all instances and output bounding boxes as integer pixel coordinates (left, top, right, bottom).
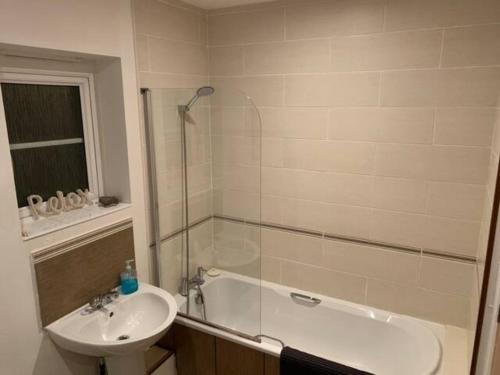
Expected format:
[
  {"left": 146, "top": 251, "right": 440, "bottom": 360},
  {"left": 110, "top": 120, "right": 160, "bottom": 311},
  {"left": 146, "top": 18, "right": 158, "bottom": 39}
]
[{"left": 182, "top": 0, "right": 275, "bottom": 9}]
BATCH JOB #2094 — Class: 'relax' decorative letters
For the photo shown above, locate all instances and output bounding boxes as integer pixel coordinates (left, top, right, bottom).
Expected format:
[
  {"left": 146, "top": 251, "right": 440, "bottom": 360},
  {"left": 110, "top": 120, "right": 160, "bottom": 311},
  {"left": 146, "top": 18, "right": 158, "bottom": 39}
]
[{"left": 27, "top": 188, "right": 94, "bottom": 219}]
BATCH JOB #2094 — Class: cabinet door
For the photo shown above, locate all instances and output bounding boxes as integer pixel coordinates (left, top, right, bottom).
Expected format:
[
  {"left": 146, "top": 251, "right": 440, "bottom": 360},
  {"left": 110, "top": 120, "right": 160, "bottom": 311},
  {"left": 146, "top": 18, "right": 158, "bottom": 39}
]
[
  {"left": 174, "top": 324, "right": 216, "bottom": 375},
  {"left": 216, "top": 338, "right": 264, "bottom": 375},
  {"left": 264, "top": 354, "right": 280, "bottom": 375}
]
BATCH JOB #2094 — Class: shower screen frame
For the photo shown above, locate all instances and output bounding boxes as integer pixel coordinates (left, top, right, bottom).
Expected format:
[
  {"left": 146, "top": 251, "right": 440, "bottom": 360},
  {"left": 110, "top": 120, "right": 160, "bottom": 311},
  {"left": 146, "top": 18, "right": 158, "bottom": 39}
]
[{"left": 141, "top": 86, "right": 263, "bottom": 345}]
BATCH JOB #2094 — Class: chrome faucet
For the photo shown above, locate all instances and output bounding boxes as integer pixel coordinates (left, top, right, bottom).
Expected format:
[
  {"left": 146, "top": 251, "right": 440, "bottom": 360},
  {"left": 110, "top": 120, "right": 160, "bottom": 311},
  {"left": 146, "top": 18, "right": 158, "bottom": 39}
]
[
  {"left": 82, "top": 289, "right": 119, "bottom": 315},
  {"left": 179, "top": 266, "right": 207, "bottom": 296},
  {"left": 192, "top": 266, "right": 206, "bottom": 285}
]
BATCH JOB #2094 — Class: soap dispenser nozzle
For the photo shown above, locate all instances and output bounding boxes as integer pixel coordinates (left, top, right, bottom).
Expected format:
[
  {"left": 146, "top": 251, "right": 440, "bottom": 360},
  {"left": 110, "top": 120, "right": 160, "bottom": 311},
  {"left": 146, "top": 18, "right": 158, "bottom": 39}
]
[{"left": 125, "top": 259, "right": 135, "bottom": 270}]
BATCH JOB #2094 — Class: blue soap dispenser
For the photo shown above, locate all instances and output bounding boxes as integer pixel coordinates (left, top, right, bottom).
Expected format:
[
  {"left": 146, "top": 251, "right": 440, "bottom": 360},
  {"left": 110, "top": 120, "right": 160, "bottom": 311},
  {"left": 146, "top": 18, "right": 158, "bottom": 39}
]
[{"left": 120, "top": 259, "right": 138, "bottom": 295}]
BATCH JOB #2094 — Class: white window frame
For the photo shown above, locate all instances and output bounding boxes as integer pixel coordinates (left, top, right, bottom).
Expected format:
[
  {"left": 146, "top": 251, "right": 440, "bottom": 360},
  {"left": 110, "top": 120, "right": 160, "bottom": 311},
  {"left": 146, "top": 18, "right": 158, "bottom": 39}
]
[{"left": 0, "top": 69, "right": 103, "bottom": 219}]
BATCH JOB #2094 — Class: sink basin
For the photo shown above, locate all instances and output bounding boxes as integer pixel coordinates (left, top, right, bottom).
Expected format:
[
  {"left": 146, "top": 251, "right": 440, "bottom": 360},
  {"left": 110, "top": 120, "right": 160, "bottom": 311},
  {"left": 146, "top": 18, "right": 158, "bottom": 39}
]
[{"left": 46, "top": 283, "right": 177, "bottom": 357}]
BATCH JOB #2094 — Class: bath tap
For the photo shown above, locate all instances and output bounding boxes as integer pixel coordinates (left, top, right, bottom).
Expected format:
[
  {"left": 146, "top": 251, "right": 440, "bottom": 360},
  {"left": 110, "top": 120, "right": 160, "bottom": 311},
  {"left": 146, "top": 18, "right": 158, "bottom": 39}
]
[
  {"left": 191, "top": 266, "right": 207, "bottom": 285},
  {"left": 179, "top": 266, "right": 207, "bottom": 296}
]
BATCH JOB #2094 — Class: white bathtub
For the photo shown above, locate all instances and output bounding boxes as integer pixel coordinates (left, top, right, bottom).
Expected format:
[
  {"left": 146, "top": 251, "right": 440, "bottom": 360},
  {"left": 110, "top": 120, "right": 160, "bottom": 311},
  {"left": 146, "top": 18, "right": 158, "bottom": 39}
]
[{"left": 175, "top": 271, "right": 442, "bottom": 375}]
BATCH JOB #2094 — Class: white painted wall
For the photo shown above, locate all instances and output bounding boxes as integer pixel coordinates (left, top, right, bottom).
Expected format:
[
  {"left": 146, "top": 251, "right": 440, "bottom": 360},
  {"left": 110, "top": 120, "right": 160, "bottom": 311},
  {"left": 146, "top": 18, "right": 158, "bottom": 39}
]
[{"left": 0, "top": 1, "right": 149, "bottom": 374}]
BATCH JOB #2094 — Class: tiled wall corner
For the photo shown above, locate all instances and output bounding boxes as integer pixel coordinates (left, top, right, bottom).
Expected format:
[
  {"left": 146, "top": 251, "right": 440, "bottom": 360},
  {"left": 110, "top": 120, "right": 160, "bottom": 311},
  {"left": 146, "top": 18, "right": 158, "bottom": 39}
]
[{"left": 133, "top": 0, "right": 211, "bottom": 244}]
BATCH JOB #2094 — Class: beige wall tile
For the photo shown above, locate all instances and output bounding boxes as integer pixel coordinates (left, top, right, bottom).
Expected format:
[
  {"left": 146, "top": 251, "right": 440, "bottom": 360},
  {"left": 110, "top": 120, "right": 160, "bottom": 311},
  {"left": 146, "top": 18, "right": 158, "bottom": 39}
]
[
  {"left": 262, "top": 137, "right": 284, "bottom": 167},
  {"left": 442, "top": 24, "right": 500, "bottom": 67},
  {"left": 209, "top": 46, "right": 244, "bottom": 76},
  {"left": 135, "top": 34, "right": 149, "bottom": 71},
  {"left": 420, "top": 256, "right": 475, "bottom": 297},
  {"left": 262, "top": 167, "right": 327, "bottom": 202},
  {"left": 263, "top": 166, "right": 373, "bottom": 207},
  {"left": 262, "top": 256, "right": 281, "bottom": 283},
  {"left": 213, "top": 165, "right": 260, "bottom": 193},
  {"left": 259, "top": 107, "right": 284, "bottom": 137},
  {"left": 261, "top": 108, "right": 329, "bottom": 139},
  {"left": 210, "top": 106, "right": 249, "bottom": 137},
  {"left": 208, "top": 8, "right": 284, "bottom": 45},
  {"left": 331, "top": 30, "right": 441, "bottom": 71},
  {"left": 199, "top": 12, "right": 207, "bottom": 43},
  {"left": 427, "top": 182, "right": 485, "bottom": 221},
  {"left": 285, "top": 0, "right": 384, "bottom": 39},
  {"left": 375, "top": 144, "right": 431, "bottom": 180},
  {"left": 324, "top": 173, "right": 373, "bottom": 207},
  {"left": 245, "top": 40, "right": 330, "bottom": 74},
  {"left": 213, "top": 189, "right": 260, "bottom": 220},
  {"left": 139, "top": 71, "right": 208, "bottom": 89},
  {"left": 134, "top": 0, "right": 202, "bottom": 42},
  {"left": 261, "top": 195, "right": 283, "bottom": 224},
  {"left": 369, "top": 209, "right": 424, "bottom": 248},
  {"left": 161, "top": 0, "right": 205, "bottom": 13},
  {"left": 212, "top": 220, "right": 261, "bottom": 278},
  {"left": 323, "top": 203, "right": 372, "bottom": 238},
  {"left": 329, "top": 108, "right": 434, "bottom": 143},
  {"left": 376, "top": 108, "right": 435, "bottom": 144},
  {"left": 492, "top": 112, "right": 500, "bottom": 156},
  {"left": 423, "top": 216, "right": 480, "bottom": 257},
  {"left": 149, "top": 37, "right": 208, "bottom": 75},
  {"left": 366, "top": 279, "right": 470, "bottom": 327},
  {"left": 381, "top": 70, "right": 436, "bottom": 107},
  {"left": 187, "top": 190, "right": 213, "bottom": 224},
  {"left": 160, "top": 235, "right": 183, "bottom": 294},
  {"left": 284, "top": 139, "right": 376, "bottom": 174},
  {"left": 159, "top": 200, "right": 182, "bottom": 236},
  {"left": 212, "top": 135, "right": 260, "bottom": 166},
  {"left": 261, "top": 228, "right": 323, "bottom": 266},
  {"left": 323, "top": 239, "right": 420, "bottom": 285},
  {"left": 277, "top": 197, "right": 372, "bottom": 239},
  {"left": 430, "top": 146, "right": 490, "bottom": 184},
  {"left": 372, "top": 177, "right": 427, "bottom": 214},
  {"left": 280, "top": 198, "right": 328, "bottom": 232},
  {"left": 211, "top": 76, "right": 284, "bottom": 106},
  {"left": 286, "top": 73, "right": 380, "bottom": 107},
  {"left": 281, "top": 260, "right": 366, "bottom": 304},
  {"left": 187, "top": 164, "right": 212, "bottom": 195},
  {"left": 385, "top": 0, "right": 500, "bottom": 31},
  {"left": 213, "top": 219, "right": 250, "bottom": 251},
  {"left": 434, "top": 108, "right": 495, "bottom": 147},
  {"left": 208, "top": 0, "right": 287, "bottom": 15},
  {"left": 436, "top": 68, "right": 500, "bottom": 107},
  {"left": 381, "top": 68, "right": 500, "bottom": 107},
  {"left": 189, "top": 220, "right": 215, "bottom": 269},
  {"left": 487, "top": 154, "right": 500, "bottom": 193},
  {"left": 329, "top": 108, "right": 378, "bottom": 141}
]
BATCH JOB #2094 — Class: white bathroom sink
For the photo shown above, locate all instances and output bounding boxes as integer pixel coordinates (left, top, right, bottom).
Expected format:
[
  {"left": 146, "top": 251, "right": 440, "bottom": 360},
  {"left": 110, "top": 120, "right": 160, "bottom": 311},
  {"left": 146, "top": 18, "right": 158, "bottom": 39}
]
[{"left": 46, "top": 283, "right": 177, "bottom": 357}]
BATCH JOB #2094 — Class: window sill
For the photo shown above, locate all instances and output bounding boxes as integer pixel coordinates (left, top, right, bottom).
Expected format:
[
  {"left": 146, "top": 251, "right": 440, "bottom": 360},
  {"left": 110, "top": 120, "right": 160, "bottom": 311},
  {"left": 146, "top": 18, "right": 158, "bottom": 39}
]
[{"left": 21, "top": 203, "right": 131, "bottom": 241}]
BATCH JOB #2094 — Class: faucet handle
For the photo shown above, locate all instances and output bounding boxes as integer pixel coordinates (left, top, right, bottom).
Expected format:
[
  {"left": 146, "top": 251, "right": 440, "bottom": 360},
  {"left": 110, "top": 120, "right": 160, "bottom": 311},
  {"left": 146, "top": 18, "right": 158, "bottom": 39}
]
[
  {"left": 89, "top": 295, "right": 103, "bottom": 309},
  {"left": 109, "top": 287, "right": 119, "bottom": 298},
  {"left": 102, "top": 288, "right": 119, "bottom": 304},
  {"left": 197, "top": 266, "right": 207, "bottom": 277}
]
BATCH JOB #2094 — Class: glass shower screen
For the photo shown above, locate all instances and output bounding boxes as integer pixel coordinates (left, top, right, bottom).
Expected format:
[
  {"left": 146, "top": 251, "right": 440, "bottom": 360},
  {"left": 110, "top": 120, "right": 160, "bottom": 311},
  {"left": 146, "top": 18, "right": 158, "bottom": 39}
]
[{"left": 143, "top": 86, "right": 262, "bottom": 340}]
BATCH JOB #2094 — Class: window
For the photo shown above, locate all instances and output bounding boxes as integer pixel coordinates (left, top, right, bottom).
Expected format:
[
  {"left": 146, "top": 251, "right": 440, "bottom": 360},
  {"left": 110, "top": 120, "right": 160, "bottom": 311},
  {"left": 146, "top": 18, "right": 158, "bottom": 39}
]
[{"left": 0, "top": 71, "right": 101, "bottom": 218}]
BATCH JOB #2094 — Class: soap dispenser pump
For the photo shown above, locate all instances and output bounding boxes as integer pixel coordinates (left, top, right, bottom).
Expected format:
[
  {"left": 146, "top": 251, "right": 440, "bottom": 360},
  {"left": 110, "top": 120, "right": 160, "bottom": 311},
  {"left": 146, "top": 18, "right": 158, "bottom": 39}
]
[{"left": 120, "top": 259, "right": 138, "bottom": 295}]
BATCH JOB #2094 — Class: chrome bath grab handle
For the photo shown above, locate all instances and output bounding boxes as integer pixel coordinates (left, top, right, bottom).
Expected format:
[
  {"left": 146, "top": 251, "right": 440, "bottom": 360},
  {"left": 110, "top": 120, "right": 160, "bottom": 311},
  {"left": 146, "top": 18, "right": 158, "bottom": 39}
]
[
  {"left": 254, "top": 334, "right": 285, "bottom": 348},
  {"left": 290, "top": 292, "right": 321, "bottom": 305}
]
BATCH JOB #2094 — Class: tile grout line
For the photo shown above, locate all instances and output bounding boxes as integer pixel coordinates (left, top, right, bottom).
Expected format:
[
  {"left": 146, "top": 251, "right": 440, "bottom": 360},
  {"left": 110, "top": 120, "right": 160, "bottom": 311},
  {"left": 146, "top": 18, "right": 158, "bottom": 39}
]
[
  {"left": 206, "top": 21, "right": 500, "bottom": 47},
  {"left": 438, "top": 28, "right": 446, "bottom": 69}
]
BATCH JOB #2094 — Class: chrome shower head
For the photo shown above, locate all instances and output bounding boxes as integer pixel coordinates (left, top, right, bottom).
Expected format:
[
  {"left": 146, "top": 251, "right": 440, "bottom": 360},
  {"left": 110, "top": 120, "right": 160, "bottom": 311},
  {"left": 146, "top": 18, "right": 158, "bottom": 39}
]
[
  {"left": 184, "top": 86, "right": 215, "bottom": 111},
  {"left": 196, "top": 86, "right": 215, "bottom": 97}
]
